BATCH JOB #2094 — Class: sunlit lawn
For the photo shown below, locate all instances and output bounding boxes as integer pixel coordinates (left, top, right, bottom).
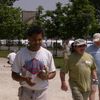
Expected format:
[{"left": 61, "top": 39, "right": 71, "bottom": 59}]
[
  {"left": 54, "top": 57, "right": 64, "bottom": 68},
  {"left": 0, "top": 50, "right": 10, "bottom": 58}
]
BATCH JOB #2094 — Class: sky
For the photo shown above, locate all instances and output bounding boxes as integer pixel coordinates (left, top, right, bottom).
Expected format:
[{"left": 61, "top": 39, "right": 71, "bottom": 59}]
[{"left": 13, "top": 0, "right": 69, "bottom": 11}]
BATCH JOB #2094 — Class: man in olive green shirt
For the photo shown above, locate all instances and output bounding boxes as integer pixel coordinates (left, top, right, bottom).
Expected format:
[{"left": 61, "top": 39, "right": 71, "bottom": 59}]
[{"left": 60, "top": 39, "right": 97, "bottom": 100}]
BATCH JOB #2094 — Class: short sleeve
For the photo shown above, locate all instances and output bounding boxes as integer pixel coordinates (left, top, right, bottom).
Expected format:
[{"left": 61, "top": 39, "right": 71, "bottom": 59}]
[
  {"left": 11, "top": 52, "right": 22, "bottom": 73},
  {"left": 60, "top": 58, "right": 69, "bottom": 73},
  {"left": 7, "top": 54, "right": 10, "bottom": 58},
  {"left": 48, "top": 53, "right": 56, "bottom": 72}
]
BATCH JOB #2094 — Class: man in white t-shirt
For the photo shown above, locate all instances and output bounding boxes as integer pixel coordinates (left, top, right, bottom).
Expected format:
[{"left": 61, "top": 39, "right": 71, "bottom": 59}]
[
  {"left": 11, "top": 25, "right": 56, "bottom": 100},
  {"left": 7, "top": 50, "right": 16, "bottom": 65}
]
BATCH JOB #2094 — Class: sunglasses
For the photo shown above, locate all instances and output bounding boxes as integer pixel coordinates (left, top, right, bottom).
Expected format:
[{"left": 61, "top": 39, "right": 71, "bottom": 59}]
[{"left": 76, "top": 44, "right": 86, "bottom": 48}]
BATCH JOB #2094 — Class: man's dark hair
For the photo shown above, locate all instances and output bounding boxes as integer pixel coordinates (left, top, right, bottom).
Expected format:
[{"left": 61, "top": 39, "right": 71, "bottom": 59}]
[{"left": 25, "top": 25, "right": 44, "bottom": 37}]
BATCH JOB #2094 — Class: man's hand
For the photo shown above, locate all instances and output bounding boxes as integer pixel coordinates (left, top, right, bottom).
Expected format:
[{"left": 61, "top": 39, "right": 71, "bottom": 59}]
[
  {"left": 37, "top": 71, "right": 48, "bottom": 80},
  {"left": 61, "top": 81, "right": 68, "bottom": 91},
  {"left": 12, "top": 72, "right": 35, "bottom": 86},
  {"left": 25, "top": 77, "right": 36, "bottom": 86}
]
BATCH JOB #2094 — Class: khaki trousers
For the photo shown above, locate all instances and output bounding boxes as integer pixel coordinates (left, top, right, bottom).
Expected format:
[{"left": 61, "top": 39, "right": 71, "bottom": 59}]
[
  {"left": 18, "top": 87, "right": 47, "bottom": 100},
  {"left": 71, "top": 86, "right": 90, "bottom": 100}
]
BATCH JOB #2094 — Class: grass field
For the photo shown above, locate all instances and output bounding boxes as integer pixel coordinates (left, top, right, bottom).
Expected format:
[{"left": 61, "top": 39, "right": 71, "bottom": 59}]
[
  {"left": 0, "top": 50, "right": 10, "bottom": 58},
  {"left": 54, "top": 57, "right": 64, "bottom": 68}
]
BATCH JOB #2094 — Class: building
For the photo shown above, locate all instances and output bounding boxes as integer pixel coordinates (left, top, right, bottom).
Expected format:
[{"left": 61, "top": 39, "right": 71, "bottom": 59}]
[{"left": 22, "top": 11, "right": 37, "bottom": 24}]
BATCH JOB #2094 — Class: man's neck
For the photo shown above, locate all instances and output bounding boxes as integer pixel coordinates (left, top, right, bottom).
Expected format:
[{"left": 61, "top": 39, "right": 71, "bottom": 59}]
[{"left": 27, "top": 46, "right": 41, "bottom": 51}]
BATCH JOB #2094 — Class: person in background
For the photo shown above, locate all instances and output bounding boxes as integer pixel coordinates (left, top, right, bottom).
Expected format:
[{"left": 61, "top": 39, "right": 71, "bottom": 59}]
[
  {"left": 86, "top": 33, "right": 100, "bottom": 100},
  {"left": 60, "top": 39, "right": 97, "bottom": 100},
  {"left": 63, "top": 40, "right": 70, "bottom": 62},
  {"left": 7, "top": 50, "right": 16, "bottom": 65},
  {"left": 63, "top": 40, "right": 74, "bottom": 70},
  {"left": 11, "top": 25, "right": 56, "bottom": 100}
]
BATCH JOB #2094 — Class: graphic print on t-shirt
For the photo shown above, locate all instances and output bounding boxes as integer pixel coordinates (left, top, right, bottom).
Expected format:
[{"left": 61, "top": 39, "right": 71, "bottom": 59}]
[
  {"left": 22, "top": 58, "right": 46, "bottom": 83},
  {"left": 23, "top": 58, "right": 46, "bottom": 75}
]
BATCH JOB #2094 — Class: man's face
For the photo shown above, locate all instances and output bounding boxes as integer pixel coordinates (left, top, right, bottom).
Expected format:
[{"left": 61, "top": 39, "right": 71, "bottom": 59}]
[
  {"left": 75, "top": 44, "right": 86, "bottom": 55},
  {"left": 94, "top": 41, "right": 100, "bottom": 47},
  {"left": 28, "top": 33, "right": 43, "bottom": 51}
]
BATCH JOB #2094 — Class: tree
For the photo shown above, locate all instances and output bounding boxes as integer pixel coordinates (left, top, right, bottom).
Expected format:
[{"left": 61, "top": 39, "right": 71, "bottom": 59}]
[
  {"left": 34, "top": 5, "right": 44, "bottom": 26},
  {"left": 0, "top": 0, "right": 26, "bottom": 50},
  {"left": 89, "top": 0, "right": 100, "bottom": 10},
  {"left": 0, "top": 0, "right": 18, "bottom": 6},
  {"left": 66, "top": 0, "right": 99, "bottom": 38},
  {"left": 89, "top": 0, "right": 100, "bottom": 26},
  {"left": 42, "top": 0, "right": 99, "bottom": 39},
  {"left": 0, "top": 0, "right": 25, "bottom": 40},
  {"left": 41, "top": 2, "right": 69, "bottom": 56},
  {"left": 70, "top": 0, "right": 100, "bottom": 10},
  {"left": 42, "top": 2, "right": 69, "bottom": 39},
  {"left": 0, "top": 5, "right": 25, "bottom": 39}
]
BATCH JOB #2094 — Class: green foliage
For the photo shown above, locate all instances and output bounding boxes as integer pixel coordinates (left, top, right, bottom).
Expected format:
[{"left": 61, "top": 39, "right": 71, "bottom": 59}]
[
  {"left": 0, "top": 0, "right": 17, "bottom": 6},
  {"left": 89, "top": 0, "right": 100, "bottom": 10},
  {"left": 42, "top": 2, "right": 70, "bottom": 39},
  {"left": 89, "top": 0, "right": 100, "bottom": 29},
  {"left": 70, "top": 0, "right": 100, "bottom": 36},
  {"left": 33, "top": 5, "right": 44, "bottom": 26},
  {"left": 66, "top": 0, "right": 99, "bottom": 38},
  {"left": 0, "top": 1, "right": 26, "bottom": 40},
  {"left": 40, "top": 0, "right": 99, "bottom": 39}
]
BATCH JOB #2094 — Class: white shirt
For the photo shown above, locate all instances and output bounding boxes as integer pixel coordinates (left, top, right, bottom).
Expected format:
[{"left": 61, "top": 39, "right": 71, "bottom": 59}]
[
  {"left": 7, "top": 52, "right": 16, "bottom": 64},
  {"left": 12, "top": 46, "right": 56, "bottom": 90}
]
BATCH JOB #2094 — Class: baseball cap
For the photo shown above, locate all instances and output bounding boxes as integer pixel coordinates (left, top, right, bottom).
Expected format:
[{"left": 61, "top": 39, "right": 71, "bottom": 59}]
[
  {"left": 93, "top": 33, "right": 100, "bottom": 42},
  {"left": 74, "top": 39, "right": 86, "bottom": 46}
]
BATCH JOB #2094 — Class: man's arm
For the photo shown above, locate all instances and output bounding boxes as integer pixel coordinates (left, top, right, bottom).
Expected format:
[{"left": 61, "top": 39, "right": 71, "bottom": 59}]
[
  {"left": 91, "top": 56, "right": 98, "bottom": 81},
  {"left": 12, "top": 71, "right": 35, "bottom": 86},
  {"left": 91, "top": 69, "right": 99, "bottom": 85},
  {"left": 48, "top": 71, "right": 56, "bottom": 79},
  {"left": 37, "top": 53, "right": 56, "bottom": 80},
  {"left": 37, "top": 71, "right": 56, "bottom": 80},
  {"left": 12, "top": 71, "right": 25, "bottom": 82},
  {"left": 60, "top": 71, "right": 68, "bottom": 91},
  {"left": 91, "top": 69, "right": 98, "bottom": 80}
]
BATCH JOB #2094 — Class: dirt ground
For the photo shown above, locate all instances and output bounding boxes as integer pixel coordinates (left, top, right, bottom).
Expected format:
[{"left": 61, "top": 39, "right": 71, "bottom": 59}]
[{"left": 0, "top": 58, "right": 99, "bottom": 100}]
